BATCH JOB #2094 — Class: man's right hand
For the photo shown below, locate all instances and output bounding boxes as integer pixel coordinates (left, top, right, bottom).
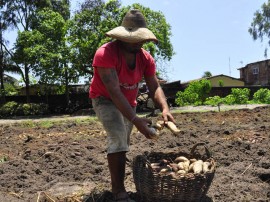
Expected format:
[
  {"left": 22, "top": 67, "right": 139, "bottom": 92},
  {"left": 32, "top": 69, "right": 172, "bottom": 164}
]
[{"left": 133, "top": 117, "right": 158, "bottom": 139}]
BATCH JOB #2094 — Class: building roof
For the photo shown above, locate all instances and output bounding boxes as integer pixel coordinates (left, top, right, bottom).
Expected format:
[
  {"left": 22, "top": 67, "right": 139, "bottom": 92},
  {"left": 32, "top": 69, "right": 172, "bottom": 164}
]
[
  {"left": 181, "top": 74, "right": 241, "bottom": 85},
  {"left": 237, "top": 59, "right": 270, "bottom": 70}
]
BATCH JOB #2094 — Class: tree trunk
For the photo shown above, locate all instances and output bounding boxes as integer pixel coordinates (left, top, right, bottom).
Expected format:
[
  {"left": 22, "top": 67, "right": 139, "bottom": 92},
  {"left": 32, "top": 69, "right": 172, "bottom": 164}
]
[
  {"left": 0, "top": 23, "right": 6, "bottom": 103},
  {"left": 25, "top": 64, "right": 30, "bottom": 103},
  {"left": 64, "top": 67, "right": 69, "bottom": 107}
]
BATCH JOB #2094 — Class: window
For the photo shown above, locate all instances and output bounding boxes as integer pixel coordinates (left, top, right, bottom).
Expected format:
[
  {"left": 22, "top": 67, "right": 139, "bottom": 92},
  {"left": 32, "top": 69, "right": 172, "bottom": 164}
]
[{"left": 253, "top": 66, "right": 259, "bottom": 75}]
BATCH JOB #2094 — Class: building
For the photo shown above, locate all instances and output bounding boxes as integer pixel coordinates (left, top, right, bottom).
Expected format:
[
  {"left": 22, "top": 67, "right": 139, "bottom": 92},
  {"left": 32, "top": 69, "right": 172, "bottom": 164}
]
[
  {"left": 181, "top": 74, "right": 244, "bottom": 87},
  {"left": 238, "top": 59, "right": 270, "bottom": 86}
]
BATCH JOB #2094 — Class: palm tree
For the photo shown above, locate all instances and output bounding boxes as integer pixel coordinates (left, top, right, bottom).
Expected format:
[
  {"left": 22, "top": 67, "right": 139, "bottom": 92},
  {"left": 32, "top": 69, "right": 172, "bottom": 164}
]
[{"left": 202, "top": 71, "right": 212, "bottom": 78}]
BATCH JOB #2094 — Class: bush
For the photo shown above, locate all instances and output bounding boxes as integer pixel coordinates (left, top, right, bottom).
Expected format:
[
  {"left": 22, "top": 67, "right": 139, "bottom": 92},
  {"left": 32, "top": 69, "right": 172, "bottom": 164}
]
[
  {"left": 0, "top": 102, "right": 49, "bottom": 118},
  {"left": 205, "top": 96, "right": 223, "bottom": 106},
  {"left": 0, "top": 101, "right": 19, "bottom": 116},
  {"left": 223, "top": 94, "right": 235, "bottom": 105},
  {"left": 228, "top": 88, "right": 250, "bottom": 104},
  {"left": 175, "top": 79, "right": 212, "bottom": 106},
  {"left": 253, "top": 88, "right": 270, "bottom": 104}
]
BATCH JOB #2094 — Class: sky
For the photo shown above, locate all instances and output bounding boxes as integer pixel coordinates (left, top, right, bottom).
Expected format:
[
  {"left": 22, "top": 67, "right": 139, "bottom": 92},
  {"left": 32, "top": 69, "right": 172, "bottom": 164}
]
[{"left": 4, "top": 0, "right": 268, "bottom": 83}]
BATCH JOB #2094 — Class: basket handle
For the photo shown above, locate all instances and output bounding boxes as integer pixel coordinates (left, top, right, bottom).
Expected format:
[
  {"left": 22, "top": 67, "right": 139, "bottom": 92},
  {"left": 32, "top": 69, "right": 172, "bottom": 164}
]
[
  {"left": 140, "top": 155, "right": 156, "bottom": 172},
  {"left": 190, "top": 142, "right": 212, "bottom": 158}
]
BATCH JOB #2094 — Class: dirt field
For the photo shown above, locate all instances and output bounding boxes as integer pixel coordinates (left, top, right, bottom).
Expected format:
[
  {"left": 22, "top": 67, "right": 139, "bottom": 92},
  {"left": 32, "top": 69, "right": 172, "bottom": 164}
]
[{"left": 0, "top": 105, "right": 269, "bottom": 202}]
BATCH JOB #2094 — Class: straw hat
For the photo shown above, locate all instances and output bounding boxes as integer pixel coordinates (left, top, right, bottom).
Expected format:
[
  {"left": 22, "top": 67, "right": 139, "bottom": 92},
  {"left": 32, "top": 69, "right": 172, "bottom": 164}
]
[{"left": 106, "top": 9, "right": 158, "bottom": 43}]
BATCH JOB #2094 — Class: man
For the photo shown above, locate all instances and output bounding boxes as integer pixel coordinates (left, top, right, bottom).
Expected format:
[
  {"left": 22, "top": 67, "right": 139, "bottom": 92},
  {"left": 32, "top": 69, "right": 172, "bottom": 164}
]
[{"left": 90, "top": 9, "right": 175, "bottom": 202}]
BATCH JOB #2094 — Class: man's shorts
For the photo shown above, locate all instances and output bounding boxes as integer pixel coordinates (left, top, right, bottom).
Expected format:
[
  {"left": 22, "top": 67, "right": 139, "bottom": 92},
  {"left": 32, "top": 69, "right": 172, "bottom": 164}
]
[{"left": 92, "top": 97, "right": 135, "bottom": 154}]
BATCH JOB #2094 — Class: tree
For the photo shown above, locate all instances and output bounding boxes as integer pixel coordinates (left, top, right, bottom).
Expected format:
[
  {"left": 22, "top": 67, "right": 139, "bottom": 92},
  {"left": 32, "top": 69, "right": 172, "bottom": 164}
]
[
  {"left": 68, "top": 0, "right": 174, "bottom": 82},
  {"left": 175, "top": 79, "right": 212, "bottom": 106},
  {"left": 202, "top": 71, "right": 212, "bottom": 78},
  {"left": 1, "top": 0, "right": 70, "bottom": 103},
  {"left": 0, "top": 3, "right": 22, "bottom": 102},
  {"left": 249, "top": 0, "right": 270, "bottom": 57},
  {"left": 12, "top": 8, "right": 73, "bottom": 105},
  {"left": 68, "top": 0, "right": 121, "bottom": 81}
]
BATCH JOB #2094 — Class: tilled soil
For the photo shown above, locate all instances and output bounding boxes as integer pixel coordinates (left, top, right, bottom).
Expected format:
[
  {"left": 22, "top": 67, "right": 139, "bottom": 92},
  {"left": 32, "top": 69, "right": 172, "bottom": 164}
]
[{"left": 0, "top": 106, "right": 269, "bottom": 202}]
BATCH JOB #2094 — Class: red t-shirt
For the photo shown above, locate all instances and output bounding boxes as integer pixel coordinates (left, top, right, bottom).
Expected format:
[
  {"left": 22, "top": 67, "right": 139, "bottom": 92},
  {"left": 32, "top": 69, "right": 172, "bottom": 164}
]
[{"left": 89, "top": 41, "right": 156, "bottom": 107}]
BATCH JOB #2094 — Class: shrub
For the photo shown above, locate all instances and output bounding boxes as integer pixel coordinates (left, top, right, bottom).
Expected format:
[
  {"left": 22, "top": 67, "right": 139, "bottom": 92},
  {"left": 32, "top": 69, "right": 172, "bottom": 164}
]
[
  {"left": 0, "top": 101, "right": 18, "bottom": 116},
  {"left": 253, "top": 88, "right": 270, "bottom": 104},
  {"left": 218, "top": 80, "right": 224, "bottom": 87},
  {"left": 175, "top": 79, "right": 212, "bottom": 106},
  {"left": 0, "top": 102, "right": 49, "bottom": 118},
  {"left": 231, "top": 88, "right": 250, "bottom": 104},
  {"left": 205, "top": 96, "right": 223, "bottom": 106}
]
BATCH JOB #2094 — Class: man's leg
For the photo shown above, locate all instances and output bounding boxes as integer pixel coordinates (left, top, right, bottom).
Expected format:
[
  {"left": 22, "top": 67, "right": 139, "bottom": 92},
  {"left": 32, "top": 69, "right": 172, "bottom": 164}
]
[{"left": 107, "top": 151, "right": 126, "bottom": 194}]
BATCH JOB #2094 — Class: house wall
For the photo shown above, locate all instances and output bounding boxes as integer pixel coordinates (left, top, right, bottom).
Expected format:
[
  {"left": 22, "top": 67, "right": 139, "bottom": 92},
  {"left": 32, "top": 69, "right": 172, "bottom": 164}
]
[
  {"left": 209, "top": 76, "right": 244, "bottom": 87},
  {"left": 241, "top": 60, "right": 270, "bottom": 86}
]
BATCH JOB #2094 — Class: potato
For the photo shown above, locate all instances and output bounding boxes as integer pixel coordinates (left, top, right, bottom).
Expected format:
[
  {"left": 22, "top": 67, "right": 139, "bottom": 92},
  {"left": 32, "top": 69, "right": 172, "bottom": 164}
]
[
  {"left": 189, "top": 158, "right": 197, "bottom": 163},
  {"left": 150, "top": 162, "right": 160, "bottom": 167},
  {"left": 174, "top": 156, "right": 189, "bottom": 163},
  {"left": 202, "top": 161, "right": 211, "bottom": 173},
  {"left": 153, "top": 121, "right": 165, "bottom": 130},
  {"left": 169, "top": 163, "right": 179, "bottom": 172},
  {"left": 166, "top": 121, "right": 181, "bottom": 135},
  {"left": 175, "top": 156, "right": 190, "bottom": 171},
  {"left": 148, "top": 127, "right": 159, "bottom": 140},
  {"left": 188, "top": 162, "right": 195, "bottom": 172},
  {"left": 169, "top": 171, "right": 177, "bottom": 178},
  {"left": 193, "top": 160, "right": 203, "bottom": 174},
  {"left": 177, "top": 170, "right": 186, "bottom": 175},
  {"left": 159, "top": 159, "right": 169, "bottom": 166},
  {"left": 159, "top": 168, "right": 169, "bottom": 174},
  {"left": 159, "top": 165, "right": 172, "bottom": 174}
]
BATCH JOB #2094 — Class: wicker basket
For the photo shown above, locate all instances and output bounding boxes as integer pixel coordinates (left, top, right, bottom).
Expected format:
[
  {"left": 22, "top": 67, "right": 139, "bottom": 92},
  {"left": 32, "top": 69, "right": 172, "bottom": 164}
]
[{"left": 132, "top": 142, "right": 215, "bottom": 202}]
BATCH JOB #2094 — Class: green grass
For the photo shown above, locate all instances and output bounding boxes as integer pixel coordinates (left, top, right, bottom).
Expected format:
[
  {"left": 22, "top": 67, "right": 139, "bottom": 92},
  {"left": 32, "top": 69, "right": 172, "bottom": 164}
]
[{"left": 17, "top": 116, "right": 98, "bottom": 129}]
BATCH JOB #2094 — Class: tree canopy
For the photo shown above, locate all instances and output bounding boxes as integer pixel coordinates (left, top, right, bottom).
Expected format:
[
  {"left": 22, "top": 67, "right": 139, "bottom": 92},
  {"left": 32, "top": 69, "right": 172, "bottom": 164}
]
[
  {"left": 249, "top": 0, "right": 270, "bottom": 57},
  {"left": 68, "top": 0, "right": 174, "bottom": 80},
  {"left": 202, "top": 71, "right": 212, "bottom": 78},
  {"left": 1, "top": 0, "right": 174, "bottom": 104}
]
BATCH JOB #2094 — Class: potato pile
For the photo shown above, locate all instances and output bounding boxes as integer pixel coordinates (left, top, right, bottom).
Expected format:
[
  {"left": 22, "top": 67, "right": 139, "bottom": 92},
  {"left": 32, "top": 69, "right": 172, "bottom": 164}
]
[{"left": 146, "top": 156, "right": 214, "bottom": 177}]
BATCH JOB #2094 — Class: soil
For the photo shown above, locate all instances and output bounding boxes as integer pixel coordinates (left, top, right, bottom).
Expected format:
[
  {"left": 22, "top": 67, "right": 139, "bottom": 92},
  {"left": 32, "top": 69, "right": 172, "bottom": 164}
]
[{"left": 0, "top": 105, "right": 269, "bottom": 202}]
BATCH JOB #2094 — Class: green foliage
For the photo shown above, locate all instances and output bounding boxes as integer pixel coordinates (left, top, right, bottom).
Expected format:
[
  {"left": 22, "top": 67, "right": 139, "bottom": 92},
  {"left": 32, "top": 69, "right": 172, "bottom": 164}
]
[
  {"left": 218, "top": 80, "right": 224, "bottom": 87},
  {"left": 221, "top": 88, "right": 250, "bottom": 105},
  {"left": 249, "top": 1, "right": 270, "bottom": 56},
  {"left": 175, "top": 79, "right": 212, "bottom": 106},
  {"left": 39, "top": 120, "right": 54, "bottom": 128},
  {"left": 175, "top": 84, "right": 263, "bottom": 107},
  {"left": 222, "top": 94, "right": 235, "bottom": 105},
  {"left": 202, "top": 71, "right": 212, "bottom": 78},
  {"left": 231, "top": 88, "right": 250, "bottom": 104},
  {"left": 2, "top": 0, "right": 174, "bottom": 98},
  {"left": 2, "top": 0, "right": 71, "bottom": 101},
  {"left": 204, "top": 96, "right": 223, "bottom": 106},
  {"left": 253, "top": 88, "right": 270, "bottom": 104},
  {"left": 68, "top": 1, "right": 174, "bottom": 80},
  {"left": 175, "top": 91, "right": 199, "bottom": 106},
  {"left": 2, "top": 84, "right": 19, "bottom": 96},
  {"left": 0, "top": 101, "right": 18, "bottom": 116},
  {"left": 0, "top": 101, "right": 49, "bottom": 118}
]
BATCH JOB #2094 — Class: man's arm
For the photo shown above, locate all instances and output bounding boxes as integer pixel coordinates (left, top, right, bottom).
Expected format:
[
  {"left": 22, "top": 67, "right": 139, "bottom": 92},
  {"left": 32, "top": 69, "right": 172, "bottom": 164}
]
[
  {"left": 97, "top": 67, "right": 135, "bottom": 121},
  {"left": 145, "top": 75, "right": 175, "bottom": 123},
  {"left": 97, "top": 67, "right": 154, "bottom": 138}
]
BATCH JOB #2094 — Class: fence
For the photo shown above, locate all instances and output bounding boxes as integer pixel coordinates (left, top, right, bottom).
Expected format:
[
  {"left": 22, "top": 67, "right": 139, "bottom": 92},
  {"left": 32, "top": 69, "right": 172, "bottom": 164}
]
[{"left": 1, "top": 85, "right": 270, "bottom": 114}]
